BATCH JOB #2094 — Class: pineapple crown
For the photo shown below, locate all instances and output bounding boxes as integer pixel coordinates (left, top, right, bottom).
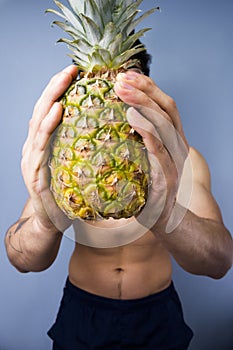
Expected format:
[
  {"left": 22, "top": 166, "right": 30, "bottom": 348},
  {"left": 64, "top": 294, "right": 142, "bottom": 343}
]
[{"left": 46, "top": 0, "right": 159, "bottom": 73}]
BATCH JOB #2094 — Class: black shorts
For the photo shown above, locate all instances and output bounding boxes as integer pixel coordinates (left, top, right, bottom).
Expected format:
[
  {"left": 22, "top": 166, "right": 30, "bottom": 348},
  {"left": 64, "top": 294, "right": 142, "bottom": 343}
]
[{"left": 48, "top": 278, "right": 193, "bottom": 350}]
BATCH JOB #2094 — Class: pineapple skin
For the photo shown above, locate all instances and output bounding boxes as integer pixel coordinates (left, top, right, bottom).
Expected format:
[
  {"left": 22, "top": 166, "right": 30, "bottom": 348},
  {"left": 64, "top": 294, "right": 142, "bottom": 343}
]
[{"left": 49, "top": 74, "right": 150, "bottom": 221}]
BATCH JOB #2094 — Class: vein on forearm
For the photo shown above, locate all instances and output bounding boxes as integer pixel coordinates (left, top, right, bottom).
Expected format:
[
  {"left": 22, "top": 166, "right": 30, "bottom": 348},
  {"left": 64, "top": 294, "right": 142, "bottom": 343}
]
[
  {"left": 153, "top": 208, "right": 233, "bottom": 278},
  {"left": 6, "top": 215, "right": 63, "bottom": 272}
]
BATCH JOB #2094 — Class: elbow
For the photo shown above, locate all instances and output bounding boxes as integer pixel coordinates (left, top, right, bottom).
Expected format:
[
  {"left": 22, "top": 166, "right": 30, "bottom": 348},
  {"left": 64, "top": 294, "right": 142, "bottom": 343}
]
[
  {"left": 6, "top": 248, "right": 51, "bottom": 273},
  {"left": 181, "top": 248, "right": 233, "bottom": 280},
  {"left": 211, "top": 256, "right": 233, "bottom": 280},
  {"left": 11, "top": 255, "right": 54, "bottom": 273},
  {"left": 208, "top": 246, "right": 233, "bottom": 280},
  {"left": 7, "top": 251, "right": 30, "bottom": 273},
  {"left": 15, "top": 266, "right": 30, "bottom": 274},
  {"left": 206, "top": 231, "right": 233, "bottom": 279},
  {"left": 7, "top": 254, "right": 30, "bottom": 273},
  {"left": 210, "top": 269, "right": 231, "bottom": 280},
  {"left": 9, "top": 257, "right": 52, "bottom": 273}
]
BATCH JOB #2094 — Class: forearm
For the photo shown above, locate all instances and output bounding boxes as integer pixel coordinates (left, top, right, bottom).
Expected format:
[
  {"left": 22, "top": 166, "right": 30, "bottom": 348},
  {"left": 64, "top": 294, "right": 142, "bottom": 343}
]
[
  {"left": 153, "top": 206, "right": 233, "bottom": 279},
  {"left": 5, "top": 214, "right": 63, "bottom": 273}
]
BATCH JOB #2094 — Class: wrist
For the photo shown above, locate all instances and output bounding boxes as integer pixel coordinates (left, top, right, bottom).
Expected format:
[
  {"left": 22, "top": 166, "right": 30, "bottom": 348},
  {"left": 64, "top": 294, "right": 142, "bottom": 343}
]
[
  {"left": 32, "top": 214, "right": 62, "bottom": 236},
  {"left": 151, "top": 197, "right": 178, "bottom": 235}
]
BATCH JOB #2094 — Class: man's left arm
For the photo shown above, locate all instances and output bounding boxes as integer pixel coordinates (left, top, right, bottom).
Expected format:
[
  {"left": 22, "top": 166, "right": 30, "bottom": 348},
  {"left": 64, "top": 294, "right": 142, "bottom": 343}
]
[
  {"left": 154, "top": 146, "right": 233, "bottom": 279},
  {"left": 115, "top": 71, "right": 233, "bottom": 279}
]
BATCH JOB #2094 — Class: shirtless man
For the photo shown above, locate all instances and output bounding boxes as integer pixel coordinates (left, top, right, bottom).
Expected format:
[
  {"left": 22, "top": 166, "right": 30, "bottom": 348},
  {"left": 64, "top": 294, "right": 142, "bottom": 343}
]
[{"left": 5, "top": 63, "right": 233, "bottom": 350}]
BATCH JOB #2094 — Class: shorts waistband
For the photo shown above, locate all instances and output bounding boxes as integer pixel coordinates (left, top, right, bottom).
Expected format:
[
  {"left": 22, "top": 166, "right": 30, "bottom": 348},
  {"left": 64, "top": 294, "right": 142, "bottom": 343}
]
[{"left": 65, "top": 277, "right": 175, "bottom": 312}]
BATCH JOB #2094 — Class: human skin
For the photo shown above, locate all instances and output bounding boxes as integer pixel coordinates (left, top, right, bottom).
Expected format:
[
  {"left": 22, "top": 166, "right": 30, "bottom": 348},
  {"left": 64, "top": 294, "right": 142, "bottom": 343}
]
[{"left": 5, "top": 65, "right": 233, "bottom": 299}]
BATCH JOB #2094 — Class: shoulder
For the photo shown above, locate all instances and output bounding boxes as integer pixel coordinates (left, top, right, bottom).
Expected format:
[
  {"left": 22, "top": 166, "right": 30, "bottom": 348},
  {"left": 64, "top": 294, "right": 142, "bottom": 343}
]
[
  {"left": 189, "top": 146, "right": 207, "bottom": 165},
  {"left": 179, "top": 146, "right": 223, "bottom": 221}
]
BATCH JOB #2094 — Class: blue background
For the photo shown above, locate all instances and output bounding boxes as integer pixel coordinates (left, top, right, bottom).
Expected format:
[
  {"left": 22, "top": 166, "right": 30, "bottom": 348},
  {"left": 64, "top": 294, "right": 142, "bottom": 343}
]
[{"left": 1, "top": 0, "right": 233, "bottom": 349}]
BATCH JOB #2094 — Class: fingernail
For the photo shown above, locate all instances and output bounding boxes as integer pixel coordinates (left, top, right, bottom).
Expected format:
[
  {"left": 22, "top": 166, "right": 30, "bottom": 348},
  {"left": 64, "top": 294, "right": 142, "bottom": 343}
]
[
  {"left": 117, "top": 81, "right": 135, "bottom": 90},
  {"left": 125, "top": 70, "right": 141, "bottom": 79},
  {"left": 116, "top": 72, "right": 127, "bottom": 81},
  {"left": 117, "top": 71, "right": 139, "bottom": 82},
  {"left": 62, "top": 65, "right": 74, "bottom": 72}
]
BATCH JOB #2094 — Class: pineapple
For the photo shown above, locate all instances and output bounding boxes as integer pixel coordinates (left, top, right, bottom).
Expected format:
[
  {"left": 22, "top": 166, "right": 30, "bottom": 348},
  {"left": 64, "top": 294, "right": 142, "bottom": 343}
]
[{"left": 47, "top": 0, "right": 158, "bottom": 221}]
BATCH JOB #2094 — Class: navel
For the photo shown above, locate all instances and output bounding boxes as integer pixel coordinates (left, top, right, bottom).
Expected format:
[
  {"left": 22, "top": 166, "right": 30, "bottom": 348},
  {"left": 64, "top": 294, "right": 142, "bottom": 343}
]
[{"left": 115, "top": 267, "right": 124, "bottom": 273}]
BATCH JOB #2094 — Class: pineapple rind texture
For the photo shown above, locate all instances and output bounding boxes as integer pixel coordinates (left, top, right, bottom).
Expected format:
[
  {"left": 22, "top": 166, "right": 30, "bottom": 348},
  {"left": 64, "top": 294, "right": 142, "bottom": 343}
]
[{"left": 49, "top": 77, "right": 150, "bottom": 220}]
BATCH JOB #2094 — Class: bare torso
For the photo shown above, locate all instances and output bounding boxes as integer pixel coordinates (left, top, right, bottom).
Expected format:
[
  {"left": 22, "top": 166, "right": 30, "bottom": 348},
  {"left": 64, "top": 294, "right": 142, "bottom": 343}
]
[{"left": 69, "top": 227, "right": 172, "bottom": 300}]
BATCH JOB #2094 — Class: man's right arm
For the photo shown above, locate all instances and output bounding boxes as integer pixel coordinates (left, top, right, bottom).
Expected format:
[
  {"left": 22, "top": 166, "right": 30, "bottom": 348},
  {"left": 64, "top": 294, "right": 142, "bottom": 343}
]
[
  {"left": 5, "top": 199, "right": 63, "bottom": 273},
  {"left": 5, "top": 65, "right": 78, "bottom": 273}
]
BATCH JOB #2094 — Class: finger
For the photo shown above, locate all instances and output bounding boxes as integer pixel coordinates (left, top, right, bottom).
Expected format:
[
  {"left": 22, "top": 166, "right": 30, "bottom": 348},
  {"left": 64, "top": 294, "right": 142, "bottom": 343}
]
[
  {"left": 136, "top": 153, "right": 167, "bottom": 230},
  {"left": 114, "top": 77, "right": 184, "bottom": 151},
  {"left": 126, "top": 108, "right": 174, "bottom": 180},
  {"left": 23, "top": 65, "right": 77, "bottom": 154},
  {"left": 116, "top": 71, "right": 177, "bottom": 120},
  {"left": 126, "top": 107, "right": 173, "bottom": 155},
  {"left": 22, "top": 101, "right": 63, "bottom": 157},
  {"left": 114, "top": 78, "right": 171, "bottom": 123},
  {"left": 114, "top": 79, "right": 178, "bottom": 147},
  {"left": 41, "top": 65, "right": 78, "bottom": 101},
  {"left": 116, "top": 71, "right": 188, "bottom": 146},
  {"left": 127, "top": 108, "right": 187, "bottom": 179},
  {"left": 31, "top": 65, "right": 78, "bottom": 130},
  {"left": 115, "top": 75, "right": 189, "bottom": 166},
  {"left": 36, "top": 102, "right": 63, "bottom": 152}
]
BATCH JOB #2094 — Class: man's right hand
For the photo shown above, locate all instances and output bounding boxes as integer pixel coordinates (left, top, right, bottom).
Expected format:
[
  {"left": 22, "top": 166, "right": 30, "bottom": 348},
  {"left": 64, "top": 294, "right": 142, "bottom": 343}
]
[{"left": 21, "top": 65, "right": 78, "bottom": 232}]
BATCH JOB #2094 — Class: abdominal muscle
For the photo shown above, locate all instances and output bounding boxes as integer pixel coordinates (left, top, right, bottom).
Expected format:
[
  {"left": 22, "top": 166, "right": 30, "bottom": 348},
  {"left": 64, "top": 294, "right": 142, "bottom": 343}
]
[{"left": 69, "top": 228, "right": 172, "bottom": 300}]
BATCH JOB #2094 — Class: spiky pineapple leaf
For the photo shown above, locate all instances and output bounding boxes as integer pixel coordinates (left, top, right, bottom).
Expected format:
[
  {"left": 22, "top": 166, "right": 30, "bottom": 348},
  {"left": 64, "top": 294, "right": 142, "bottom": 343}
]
[
  {"left": 79, "top": 14, "right": 101, "bottom": 44},
  {"left": 127, "top": 8, "right": 160, "bottom": 35},
  {"left": 88, "top": 51, "right": 106, "bottom": 70},
  {"left": 58, "top": 38, "right": 92, "bottom": 53},
  {"left": 99, "top": 22, "right": 116, "bottom": 49},
  {"left": 52, "top": 21, "right": 86, "bottom": 41},
  {"left": 95, "top": 48, "right": 112, "bottom": 65},
  {"left": 121, "top": 28, "right": 150, "bottom": 51},
  {"left": 116, "top": 10, "right": 140, "bottom": 37},
  {"left": 123, "top": 0, "right": 133, "bottom": 7},
  {"left": 68, "top": 54, "right": 87, "bottom": 69},
  {"left": 67, "top": 0, "right": 85, "bottom": 16},
  {"left": 53, "top": 0, "right": 84, "bottom": 33},
  {"left": 45, "top": 8, "right": 67, "bottom": 21},
  {"left": 69, "top": 47, "right": 89, "bottom": 62},
  {"left": 108, "top": 32, "right": 123, "bottom": 57},
  {"left": 112, "top": 45, "right": 146, "bottom": 68},
  {"left": 116, "top": 0, "right": 143, "bottom": 25},
  {"left": 97, "top": 0, "right": 114, "bottom": 25},
  {"left": 57, "top": 38, "right": 90, "bottom": 62},
  {"left": 84, "top": 0, "right": 104, "bottom": 33}
]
